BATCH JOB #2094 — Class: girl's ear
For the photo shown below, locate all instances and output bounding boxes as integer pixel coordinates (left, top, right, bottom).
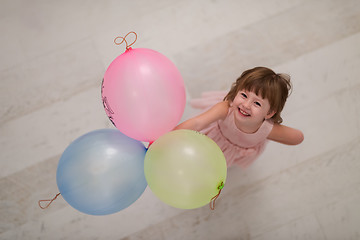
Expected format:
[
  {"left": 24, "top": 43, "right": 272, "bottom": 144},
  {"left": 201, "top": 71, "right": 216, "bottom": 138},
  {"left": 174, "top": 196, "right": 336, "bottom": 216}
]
[{"left": 265, "top": 110, "right": 276, "bottom": 120}]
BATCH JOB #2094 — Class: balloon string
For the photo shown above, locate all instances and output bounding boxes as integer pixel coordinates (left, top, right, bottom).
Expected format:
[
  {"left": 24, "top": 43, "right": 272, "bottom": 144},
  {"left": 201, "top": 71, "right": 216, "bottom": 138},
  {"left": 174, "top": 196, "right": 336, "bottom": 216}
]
[
  {"left": 38, "top": 193, "right": 61, "bottom": 209},
  {"left": 210, "top": 181, "right": 224, "bottom": 210},
  {"left": 114, "top": 31, "right": 138, "bottom": 50}
]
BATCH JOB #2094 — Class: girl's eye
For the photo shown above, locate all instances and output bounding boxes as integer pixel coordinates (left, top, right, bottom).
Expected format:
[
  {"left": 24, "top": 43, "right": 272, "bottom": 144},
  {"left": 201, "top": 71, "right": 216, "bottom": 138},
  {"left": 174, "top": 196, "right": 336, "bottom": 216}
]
[
  {"left": 241, "top": 93, "right": 247, "bottom": 98},
  {"left": 255, "top": 102, "right": 261, "bottom": 107}
]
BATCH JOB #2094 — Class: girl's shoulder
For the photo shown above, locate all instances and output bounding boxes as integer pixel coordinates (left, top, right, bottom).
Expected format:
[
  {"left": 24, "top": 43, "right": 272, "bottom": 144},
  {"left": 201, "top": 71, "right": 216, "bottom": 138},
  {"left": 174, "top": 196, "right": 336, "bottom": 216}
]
[
  {"left": 209, "top": 101, "right": 230, "bottom": 121},
  {"left": 195, "top": 101, "right": 229, "bottom": 126}
]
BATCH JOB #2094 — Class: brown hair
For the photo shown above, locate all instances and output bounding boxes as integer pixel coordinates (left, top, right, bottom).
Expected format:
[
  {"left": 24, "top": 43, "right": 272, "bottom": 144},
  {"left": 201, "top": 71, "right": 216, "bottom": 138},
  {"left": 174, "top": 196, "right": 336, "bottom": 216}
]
[{"left": 224, "top": 66, "right": 292, "bottom": 124}]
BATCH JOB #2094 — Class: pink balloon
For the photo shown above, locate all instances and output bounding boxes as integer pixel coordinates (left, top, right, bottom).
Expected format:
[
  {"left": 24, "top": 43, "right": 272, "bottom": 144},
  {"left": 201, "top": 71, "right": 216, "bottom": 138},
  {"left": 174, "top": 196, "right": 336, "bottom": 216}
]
[{"left": 102, "top": 48, "right": 186, "bottom": 142}]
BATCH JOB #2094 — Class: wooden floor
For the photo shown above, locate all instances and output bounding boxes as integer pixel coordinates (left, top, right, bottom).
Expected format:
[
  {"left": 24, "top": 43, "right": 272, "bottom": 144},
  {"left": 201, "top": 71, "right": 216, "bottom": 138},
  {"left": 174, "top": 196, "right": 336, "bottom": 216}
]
[{"left": 1, "top": 0, "right": 360, "bottom": 239}]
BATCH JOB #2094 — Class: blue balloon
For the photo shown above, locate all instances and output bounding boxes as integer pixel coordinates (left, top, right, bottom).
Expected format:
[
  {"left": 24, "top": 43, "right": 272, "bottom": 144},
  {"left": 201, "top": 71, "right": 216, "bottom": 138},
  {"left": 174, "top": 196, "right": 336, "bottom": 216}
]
[{"left": 56, "top": 129, "right": 147, "bottom": 215}]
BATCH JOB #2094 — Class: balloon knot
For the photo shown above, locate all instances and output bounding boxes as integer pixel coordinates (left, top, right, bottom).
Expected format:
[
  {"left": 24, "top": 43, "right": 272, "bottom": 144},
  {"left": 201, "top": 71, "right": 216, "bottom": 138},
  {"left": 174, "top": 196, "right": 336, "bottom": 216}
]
[
  {"left": 210, "top": 181, "right": 224, "bottom": 210},
  {"left": 38, "top": 193, "right": 61, "bottom": 209},
  {"left": 114, "top": 32, "right": 137, "bottom": 51}
]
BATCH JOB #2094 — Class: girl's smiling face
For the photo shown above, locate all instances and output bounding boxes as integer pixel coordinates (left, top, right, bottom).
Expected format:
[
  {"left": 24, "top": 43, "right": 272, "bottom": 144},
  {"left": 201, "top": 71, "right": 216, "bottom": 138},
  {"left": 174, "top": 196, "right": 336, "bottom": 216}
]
[{"left": 232, "top": 90, "right": 275, "bottom": 132}]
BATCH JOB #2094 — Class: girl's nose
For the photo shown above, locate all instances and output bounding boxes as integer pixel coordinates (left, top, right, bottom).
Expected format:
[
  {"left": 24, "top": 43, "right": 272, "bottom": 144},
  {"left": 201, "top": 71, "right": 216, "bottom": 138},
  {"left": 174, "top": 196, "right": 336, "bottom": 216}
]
[{"left": 243, "top": 99, "right": 251, "bottom": 109}]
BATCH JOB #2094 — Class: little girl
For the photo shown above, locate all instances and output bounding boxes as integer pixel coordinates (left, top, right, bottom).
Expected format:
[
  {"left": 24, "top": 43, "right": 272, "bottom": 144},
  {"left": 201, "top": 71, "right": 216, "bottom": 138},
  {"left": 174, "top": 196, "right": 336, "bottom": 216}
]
[{"left": 174, "top": 66, "right": 304, "bottom": 168}]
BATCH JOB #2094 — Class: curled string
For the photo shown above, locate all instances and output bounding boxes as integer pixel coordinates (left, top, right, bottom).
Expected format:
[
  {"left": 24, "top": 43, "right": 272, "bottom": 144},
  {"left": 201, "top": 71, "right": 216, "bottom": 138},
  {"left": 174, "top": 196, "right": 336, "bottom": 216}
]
[
  {"left": 38, "top": 193, "right": 61, "bottom": 209},
  {"left": 210, "top": 181, "right": 224, "bottom": 210},
  {"left": 114, "top": 31, "right": 138, "bottom": 50}
]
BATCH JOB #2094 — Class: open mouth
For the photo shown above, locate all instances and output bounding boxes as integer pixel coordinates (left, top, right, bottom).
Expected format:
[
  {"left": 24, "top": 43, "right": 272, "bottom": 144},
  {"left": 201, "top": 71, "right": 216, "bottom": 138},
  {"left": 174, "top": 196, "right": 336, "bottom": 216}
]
[{"left": 238, "top": 107, "right": 250, "bottom": 117}]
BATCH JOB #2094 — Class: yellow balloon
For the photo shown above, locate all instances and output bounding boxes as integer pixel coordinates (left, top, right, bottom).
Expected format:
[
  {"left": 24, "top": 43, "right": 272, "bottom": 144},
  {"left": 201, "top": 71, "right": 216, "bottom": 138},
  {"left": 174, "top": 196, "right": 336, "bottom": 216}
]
[{"left": 144, "top": 129, "right": 227, "bottom": 209}]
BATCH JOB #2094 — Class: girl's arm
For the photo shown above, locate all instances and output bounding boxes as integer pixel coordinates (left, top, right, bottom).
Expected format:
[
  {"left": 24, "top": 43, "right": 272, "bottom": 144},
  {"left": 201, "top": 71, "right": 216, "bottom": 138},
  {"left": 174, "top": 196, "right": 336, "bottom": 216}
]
[
  {"left": 174, "top": 101, "right": 229, "bottom": 131},
  {"left": 267, "top": 124, "right": 304, "bottom": 145}
]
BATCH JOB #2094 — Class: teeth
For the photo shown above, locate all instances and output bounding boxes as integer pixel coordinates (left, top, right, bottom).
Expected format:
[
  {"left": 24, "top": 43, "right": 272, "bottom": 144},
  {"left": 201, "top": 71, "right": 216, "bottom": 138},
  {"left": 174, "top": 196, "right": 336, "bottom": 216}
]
[{"left": 239, "top": 108, "right": 250, "bottom": 116}]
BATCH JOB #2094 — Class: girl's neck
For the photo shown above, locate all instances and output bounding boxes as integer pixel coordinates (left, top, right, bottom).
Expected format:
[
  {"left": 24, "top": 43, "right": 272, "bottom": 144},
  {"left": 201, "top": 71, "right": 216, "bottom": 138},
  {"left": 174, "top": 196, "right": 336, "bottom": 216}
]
[{"left": 233, "top": 116, "right": 264, "bottom": 134}]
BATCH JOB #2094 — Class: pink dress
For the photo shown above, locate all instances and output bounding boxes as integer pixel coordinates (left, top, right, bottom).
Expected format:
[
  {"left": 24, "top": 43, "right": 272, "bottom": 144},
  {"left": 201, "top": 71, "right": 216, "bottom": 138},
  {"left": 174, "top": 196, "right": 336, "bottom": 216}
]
[{"left": 191, "top": 91, "right": 274, "bottom": 168}]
